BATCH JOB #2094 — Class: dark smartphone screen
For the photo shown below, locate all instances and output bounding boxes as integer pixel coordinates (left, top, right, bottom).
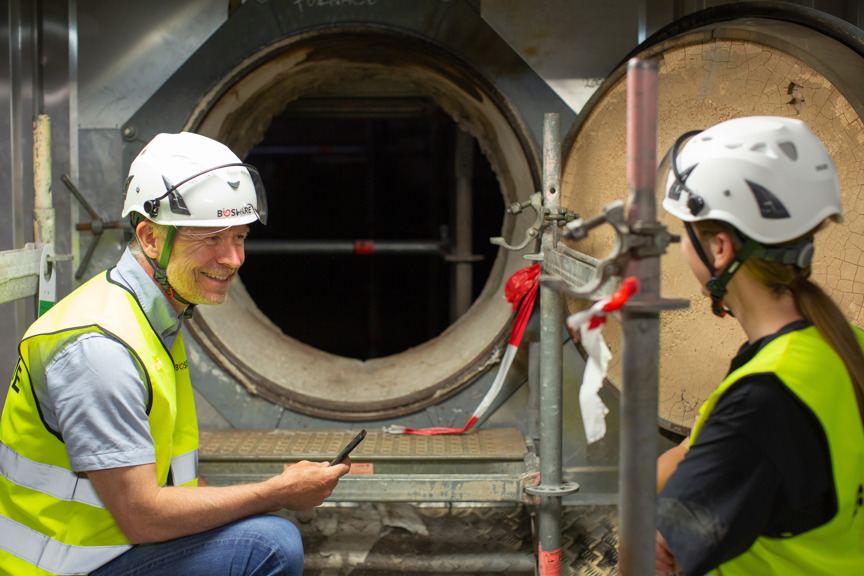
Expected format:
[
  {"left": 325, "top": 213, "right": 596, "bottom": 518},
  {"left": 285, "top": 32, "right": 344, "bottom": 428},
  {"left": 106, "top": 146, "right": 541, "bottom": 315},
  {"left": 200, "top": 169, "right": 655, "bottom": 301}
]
[{"left": 329, "top": 429, "right": 366, "bottom": 466}]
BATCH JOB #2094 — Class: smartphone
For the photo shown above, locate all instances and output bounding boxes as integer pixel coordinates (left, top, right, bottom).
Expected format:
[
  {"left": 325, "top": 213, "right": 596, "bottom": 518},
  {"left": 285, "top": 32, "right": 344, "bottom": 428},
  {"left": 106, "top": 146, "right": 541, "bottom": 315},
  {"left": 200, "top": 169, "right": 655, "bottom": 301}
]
[{"left": 329, "top": 429, "right": 366, "bottom": 466}]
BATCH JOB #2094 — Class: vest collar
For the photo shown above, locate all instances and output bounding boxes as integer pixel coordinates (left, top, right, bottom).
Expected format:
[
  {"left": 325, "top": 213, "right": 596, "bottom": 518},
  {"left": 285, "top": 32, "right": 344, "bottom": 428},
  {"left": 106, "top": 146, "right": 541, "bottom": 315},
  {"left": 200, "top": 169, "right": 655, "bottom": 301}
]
[
  {"left": 112, "top": 248, "right": 184, "bottom": 343},
  {"left": 729, "top": 319, "right": 812, "bottom": 375}
]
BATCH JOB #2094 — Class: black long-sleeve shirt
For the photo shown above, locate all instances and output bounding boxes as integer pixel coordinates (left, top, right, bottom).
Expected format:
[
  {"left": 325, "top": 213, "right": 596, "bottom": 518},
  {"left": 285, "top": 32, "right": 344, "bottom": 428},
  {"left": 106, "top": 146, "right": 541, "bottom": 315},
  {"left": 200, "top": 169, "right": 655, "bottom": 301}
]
[{"left": 657, "top": 321, "right": 837, "bottom": 576}]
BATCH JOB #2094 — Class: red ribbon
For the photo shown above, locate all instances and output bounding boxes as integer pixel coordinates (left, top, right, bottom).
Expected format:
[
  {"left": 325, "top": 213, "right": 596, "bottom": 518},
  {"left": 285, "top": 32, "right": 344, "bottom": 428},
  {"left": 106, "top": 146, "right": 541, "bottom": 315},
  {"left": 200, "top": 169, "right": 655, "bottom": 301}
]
[
  {"left": 395, "top": 264, "right": 541, "bottom": 435},
  {"left": 586, "top": 276, "right": 640, "bottom": 329}
]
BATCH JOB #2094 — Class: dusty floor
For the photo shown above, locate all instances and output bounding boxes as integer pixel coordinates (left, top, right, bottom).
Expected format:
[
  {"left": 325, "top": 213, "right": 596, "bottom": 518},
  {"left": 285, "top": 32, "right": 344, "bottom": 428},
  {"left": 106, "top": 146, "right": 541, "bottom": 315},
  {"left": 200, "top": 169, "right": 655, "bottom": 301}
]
[{"left": 280, "top": 503, "right": 619, "bottom": 576}]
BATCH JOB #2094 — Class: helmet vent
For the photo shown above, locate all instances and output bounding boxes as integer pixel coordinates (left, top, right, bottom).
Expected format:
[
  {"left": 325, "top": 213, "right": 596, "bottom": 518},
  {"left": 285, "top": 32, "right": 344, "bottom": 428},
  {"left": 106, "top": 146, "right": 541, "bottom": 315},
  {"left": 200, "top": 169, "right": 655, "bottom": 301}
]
[
  {"left": 746, "top": 179, "right": 790, "bottom": 219},
  {"left": 749, "top": 142, "right": 767, "bottom": 154},
  {"left": 778, "top": 141, "right": 798, "bottom": 161}
]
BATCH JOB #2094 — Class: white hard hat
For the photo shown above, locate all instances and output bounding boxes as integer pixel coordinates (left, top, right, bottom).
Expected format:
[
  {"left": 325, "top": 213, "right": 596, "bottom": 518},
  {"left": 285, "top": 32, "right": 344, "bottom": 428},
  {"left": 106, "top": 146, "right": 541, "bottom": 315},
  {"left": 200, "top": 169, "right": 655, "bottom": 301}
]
[
  {"left": 122, "top": 132, "right": 267, "bottom": 228},
  {"left": 661, "top": 116, "right": 842, "bottom": 244}
]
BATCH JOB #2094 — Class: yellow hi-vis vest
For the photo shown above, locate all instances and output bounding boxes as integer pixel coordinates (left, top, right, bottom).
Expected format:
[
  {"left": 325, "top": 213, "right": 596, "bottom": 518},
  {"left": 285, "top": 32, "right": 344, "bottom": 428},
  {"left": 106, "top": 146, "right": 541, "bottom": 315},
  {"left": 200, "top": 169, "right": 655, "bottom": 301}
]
[
  {"left": 690, "top": 325, "right": 864, "bottom": 576},
  {"left": 0, "top": 270, "right": 199, "bottom": 576}
]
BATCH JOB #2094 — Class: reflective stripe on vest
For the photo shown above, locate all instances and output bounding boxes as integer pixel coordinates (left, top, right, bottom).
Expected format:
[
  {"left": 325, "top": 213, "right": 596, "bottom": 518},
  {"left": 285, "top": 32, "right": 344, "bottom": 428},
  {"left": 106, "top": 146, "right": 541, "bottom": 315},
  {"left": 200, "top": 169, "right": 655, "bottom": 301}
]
[
  {"left": 170, "top": 449, "right": 199, "bottom": 486},
  {"left": 0, "top": 441, "right": 103, "bottom": 509},
  {"left": 1, "top": 442, "right": 199, "bottom": 498},
  {"left": 0, "top": 514, "right": 131, "bottom": 575}
]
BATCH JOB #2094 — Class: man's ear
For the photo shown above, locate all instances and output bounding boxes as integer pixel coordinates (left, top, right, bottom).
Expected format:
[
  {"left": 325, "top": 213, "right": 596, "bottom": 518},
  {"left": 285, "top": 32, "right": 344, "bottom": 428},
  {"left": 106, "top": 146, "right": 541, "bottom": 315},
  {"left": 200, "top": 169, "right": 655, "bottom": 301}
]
[
  {"left": 135, "top": 221, "right": 162, "bottom": 260},
  {"left": 709, "top": 231, "right": 737, "bottom": 270}
]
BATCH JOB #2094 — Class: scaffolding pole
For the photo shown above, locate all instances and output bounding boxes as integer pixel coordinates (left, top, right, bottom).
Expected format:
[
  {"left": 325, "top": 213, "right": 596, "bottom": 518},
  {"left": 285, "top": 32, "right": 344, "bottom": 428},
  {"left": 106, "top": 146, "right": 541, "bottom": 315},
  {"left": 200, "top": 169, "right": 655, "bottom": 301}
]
[
  {"left": 617, "top": 58, "right": 661, "bottom": 576},
  {"left": 532, "top": 57, "right": 686, "bottom": 576}
]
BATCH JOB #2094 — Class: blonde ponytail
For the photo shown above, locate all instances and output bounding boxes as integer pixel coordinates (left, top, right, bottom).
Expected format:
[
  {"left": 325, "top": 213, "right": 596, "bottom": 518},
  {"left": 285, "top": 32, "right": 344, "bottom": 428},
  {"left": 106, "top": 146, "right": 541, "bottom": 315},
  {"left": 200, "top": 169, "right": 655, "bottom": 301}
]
[{"left": 788, "top": 274, "right": 864, "bottom": 425}]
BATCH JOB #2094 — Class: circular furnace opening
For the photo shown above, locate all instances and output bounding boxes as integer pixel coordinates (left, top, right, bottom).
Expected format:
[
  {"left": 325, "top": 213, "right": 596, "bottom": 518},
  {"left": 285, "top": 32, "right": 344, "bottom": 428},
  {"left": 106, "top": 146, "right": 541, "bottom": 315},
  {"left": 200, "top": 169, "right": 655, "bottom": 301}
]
[
  {"left": 183, "top": 30, "right": 539, "bottom": 420},
  {"left": 240, "top": 91, "right": 503, "bottom": 360},
  {"left": 559, "top": 5, "right": 864, "bottom": 435}
]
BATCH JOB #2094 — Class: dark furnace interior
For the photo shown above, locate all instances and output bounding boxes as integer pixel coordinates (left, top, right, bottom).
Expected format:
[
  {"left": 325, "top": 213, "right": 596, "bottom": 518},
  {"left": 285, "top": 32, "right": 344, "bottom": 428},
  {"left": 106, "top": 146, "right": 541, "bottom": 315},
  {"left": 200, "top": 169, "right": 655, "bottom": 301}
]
[{"left": 241, "top": 96, "right": 504, "bottom": 361}]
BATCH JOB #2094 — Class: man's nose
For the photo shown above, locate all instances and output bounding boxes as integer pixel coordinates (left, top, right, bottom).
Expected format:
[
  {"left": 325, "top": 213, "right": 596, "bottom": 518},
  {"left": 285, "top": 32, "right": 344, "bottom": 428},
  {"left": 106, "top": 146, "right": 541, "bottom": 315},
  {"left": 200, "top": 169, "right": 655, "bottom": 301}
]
[{"left": 217, "top": 241, "right": 244, "bottom": 268}]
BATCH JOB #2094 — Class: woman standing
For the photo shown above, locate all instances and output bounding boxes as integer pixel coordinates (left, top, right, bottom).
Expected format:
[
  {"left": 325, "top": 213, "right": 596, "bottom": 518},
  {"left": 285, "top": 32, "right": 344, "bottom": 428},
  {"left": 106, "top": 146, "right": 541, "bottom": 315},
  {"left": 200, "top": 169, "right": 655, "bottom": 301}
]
[{"left": 654, "top": 116, "right": 864, "bottom": 575}]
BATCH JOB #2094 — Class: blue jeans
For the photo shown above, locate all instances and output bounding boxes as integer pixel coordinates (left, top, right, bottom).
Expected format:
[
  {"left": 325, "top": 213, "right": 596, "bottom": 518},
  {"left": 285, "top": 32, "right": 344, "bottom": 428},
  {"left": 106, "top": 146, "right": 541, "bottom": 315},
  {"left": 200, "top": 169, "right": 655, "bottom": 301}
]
[{"left": 91, "top": 515, "right": 303, "bottom": 576}]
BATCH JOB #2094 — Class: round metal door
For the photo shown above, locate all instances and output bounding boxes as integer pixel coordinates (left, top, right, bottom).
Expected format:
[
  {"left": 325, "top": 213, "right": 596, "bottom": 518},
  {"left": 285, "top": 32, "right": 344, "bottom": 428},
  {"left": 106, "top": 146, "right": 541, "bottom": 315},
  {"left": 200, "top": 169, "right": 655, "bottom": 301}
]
[{"left": 123, "top": 1, "right": 574, "bottom": 421}]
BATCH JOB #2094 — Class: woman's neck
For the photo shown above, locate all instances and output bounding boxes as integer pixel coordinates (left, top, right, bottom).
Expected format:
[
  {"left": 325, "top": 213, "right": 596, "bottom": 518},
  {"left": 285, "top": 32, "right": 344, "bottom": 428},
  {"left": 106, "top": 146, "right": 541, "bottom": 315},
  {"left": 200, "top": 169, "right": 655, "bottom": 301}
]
[{"left": 724, "top": 275, "right": 804, "bottom": 343}]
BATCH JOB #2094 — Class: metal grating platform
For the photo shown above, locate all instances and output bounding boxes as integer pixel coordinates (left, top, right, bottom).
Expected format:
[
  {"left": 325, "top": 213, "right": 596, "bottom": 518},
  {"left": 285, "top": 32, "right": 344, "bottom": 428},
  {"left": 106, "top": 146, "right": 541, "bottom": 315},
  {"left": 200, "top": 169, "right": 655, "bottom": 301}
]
[
  {"left": 199, "top": 428, "right": 538, "bottom": 503},
  {"left": 200, "top": 428, "right": 529, "bottom": 461}
]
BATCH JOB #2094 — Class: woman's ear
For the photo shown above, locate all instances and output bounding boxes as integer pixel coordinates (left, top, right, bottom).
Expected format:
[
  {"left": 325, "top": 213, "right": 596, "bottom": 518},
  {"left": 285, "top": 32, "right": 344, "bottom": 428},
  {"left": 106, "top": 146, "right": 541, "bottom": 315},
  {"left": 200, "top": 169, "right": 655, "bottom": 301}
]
[
  {"left": 709, "top": 231, "right": 737, "bottom": 270},
  {"left": 135, "top": 221, "right": 162, "bottom": 260}
]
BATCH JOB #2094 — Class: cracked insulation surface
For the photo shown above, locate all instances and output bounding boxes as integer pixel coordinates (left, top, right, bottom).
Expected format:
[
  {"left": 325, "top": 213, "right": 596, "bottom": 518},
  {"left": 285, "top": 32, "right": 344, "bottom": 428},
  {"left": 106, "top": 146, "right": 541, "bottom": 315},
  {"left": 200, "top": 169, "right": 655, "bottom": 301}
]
[{"left": 561, "top": 35, "right": 864, "bottom": 433}]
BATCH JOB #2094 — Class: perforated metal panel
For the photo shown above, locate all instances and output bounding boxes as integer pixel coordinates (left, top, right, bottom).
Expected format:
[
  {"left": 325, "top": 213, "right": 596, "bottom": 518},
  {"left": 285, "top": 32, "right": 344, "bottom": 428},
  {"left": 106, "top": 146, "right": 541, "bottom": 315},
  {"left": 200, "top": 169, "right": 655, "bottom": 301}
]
[{"left": 200, "top": 428, "right": 529, "bottom": 461}]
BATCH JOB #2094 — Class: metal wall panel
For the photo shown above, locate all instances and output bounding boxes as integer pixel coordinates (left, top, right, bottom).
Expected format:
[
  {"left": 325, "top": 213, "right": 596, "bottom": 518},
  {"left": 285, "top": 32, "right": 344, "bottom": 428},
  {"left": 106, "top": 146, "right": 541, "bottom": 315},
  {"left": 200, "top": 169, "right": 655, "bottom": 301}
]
[
  {"left": 72, "top": 0, "right": 227, "bottom": 283},
  {"left": 0, "top": 0, "right": 73, "bottom": 411},
  {"left": 0, "top": 0, "right": 36, "bottom": 407}
]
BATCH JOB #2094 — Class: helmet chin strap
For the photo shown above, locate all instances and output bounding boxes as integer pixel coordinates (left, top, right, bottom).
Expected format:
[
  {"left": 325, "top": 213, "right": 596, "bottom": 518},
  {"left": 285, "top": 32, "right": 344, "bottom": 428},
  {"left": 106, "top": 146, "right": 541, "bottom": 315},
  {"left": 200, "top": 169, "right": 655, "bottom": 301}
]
[
  {"left": 684, "top": 222, "right": 757, "bottom": 318},
  {"left": 684, "top": 222, "right": 816, "bottom": 319},
  {"left": 136, "top": 225, "right": 196, "bottom": 319}
]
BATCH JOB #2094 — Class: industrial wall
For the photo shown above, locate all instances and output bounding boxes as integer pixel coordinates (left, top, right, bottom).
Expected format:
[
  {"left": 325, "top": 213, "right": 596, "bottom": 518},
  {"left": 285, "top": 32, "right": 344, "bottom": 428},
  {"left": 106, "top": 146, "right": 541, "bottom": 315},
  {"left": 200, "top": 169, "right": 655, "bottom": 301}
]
[{"left": 2, "top": 0, "right": 863, "bottom": 448}]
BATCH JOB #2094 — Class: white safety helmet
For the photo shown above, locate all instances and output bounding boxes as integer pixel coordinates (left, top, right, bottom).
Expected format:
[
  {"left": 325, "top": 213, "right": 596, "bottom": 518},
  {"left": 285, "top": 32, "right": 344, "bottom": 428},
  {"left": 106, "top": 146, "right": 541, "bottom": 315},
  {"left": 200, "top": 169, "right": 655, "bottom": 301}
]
[
  {"left": 122, "top": 132, "right": 267, "bottom": 228},
  {"left": 661, "top": 116, "right": 842, "bottom": 244},
  {"left": 660, "top": 116, "right": 843, "bottom": 318}
]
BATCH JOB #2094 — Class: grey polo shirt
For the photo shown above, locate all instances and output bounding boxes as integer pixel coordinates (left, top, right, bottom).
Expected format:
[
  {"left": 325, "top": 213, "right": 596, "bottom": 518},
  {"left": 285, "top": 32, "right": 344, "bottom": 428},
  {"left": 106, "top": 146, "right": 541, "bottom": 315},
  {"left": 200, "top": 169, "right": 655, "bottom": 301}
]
[{"left": 36, "top": 248, "right": 185, "bottom": 472}]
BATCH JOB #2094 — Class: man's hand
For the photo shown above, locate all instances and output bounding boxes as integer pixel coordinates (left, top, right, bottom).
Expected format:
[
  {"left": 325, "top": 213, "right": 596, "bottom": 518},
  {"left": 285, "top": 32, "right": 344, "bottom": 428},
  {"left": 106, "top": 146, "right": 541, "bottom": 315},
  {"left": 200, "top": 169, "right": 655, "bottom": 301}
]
[{"left": 266, "top": 457, "right": 351, "bottom": 511}]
